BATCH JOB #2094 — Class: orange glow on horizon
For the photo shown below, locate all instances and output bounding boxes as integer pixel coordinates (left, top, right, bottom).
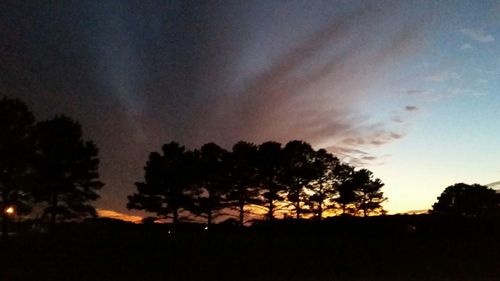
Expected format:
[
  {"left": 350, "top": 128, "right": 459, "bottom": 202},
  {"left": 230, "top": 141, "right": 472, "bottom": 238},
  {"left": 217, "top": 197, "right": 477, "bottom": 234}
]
[{"left": 97, "top": 209, "right": 143, "bottom": 224}]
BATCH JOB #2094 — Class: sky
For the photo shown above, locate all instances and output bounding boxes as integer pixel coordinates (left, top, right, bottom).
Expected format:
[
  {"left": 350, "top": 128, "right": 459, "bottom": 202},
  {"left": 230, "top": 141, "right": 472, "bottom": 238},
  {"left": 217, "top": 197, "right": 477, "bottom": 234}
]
[{"left": 1, "top": 0, "right": 499, "bottom": 218}]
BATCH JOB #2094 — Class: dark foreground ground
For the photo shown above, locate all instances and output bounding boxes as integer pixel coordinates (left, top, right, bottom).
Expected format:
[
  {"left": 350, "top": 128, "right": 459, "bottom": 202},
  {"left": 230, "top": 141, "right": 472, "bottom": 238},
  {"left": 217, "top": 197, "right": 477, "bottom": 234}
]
[{"left": 1, "top": 215, "right": 499, "bottom": 281}]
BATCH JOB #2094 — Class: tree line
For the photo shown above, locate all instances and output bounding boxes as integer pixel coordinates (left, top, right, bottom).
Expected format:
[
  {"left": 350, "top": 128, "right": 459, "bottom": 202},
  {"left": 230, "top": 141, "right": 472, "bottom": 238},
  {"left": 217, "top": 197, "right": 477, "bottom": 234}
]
[
  {"left": 0, "top": 97, "right": 103, "bottom": 237},
  {"left": 3, "top": 96, "right": 498, "bottom": 237},
  {"left": 127, "top": 141, "right": 387, "bottom": 227},
  {"left": 1, "top": 97, "right": 387, "bottom": 235}
]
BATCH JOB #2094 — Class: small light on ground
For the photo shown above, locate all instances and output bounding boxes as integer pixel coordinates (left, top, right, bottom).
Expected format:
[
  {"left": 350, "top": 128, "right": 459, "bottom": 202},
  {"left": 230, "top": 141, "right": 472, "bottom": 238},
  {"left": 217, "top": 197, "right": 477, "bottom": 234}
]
[
  {"left": 204, "top": 226, "right": 208, "bottom": 231},
  {"left": 5, "top": 206, "right": 14, "bottom": 215}
]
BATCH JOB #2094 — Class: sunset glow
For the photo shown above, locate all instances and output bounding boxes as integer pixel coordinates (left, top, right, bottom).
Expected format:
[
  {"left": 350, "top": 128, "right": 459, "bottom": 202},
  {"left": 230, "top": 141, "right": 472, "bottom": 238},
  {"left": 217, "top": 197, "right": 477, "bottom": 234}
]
[{"left": 97, "top": 209, "right": 143, "bottom": 224}]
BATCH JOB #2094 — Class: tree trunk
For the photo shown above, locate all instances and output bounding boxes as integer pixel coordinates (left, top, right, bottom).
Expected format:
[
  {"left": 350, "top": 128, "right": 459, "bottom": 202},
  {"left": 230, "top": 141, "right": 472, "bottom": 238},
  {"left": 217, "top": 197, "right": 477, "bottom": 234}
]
[
  {"left": 207, "top": 189, "right": 212, "bottom": 227},
  {"left": 295, "top": 200, "right": 300, "bottom": 219},
  {"left": 268, "top": 199, "right": 274, "bottom": 220},
  {"left": 49, "top": 191, "right": 58, "bottom": 236},
  {"left": 238, "top": 198, "right": 244, "bottom": 227},
  {"left": 173, "top": 208, "right": 178, "bottom": 225},
  {"left": 318, "top": 184, "right": 324, "bottom": 220},
  {"left": 318, "top": 201, "right": 323, "bottom": 220},
  {"left": 2, "top": 191, "right": 8, "bottom": 240},
  {"left": 1, "top": 212, "right": 7, "bottom": 240}
]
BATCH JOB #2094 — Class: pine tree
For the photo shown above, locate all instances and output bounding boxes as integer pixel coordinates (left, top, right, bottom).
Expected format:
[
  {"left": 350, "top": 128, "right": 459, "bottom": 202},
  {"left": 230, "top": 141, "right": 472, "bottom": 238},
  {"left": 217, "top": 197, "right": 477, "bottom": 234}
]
[
  {"left": 128, "top": 142, "right": 194, "bottom": 225},
  {"left": 225, "top": 141, "right": 261, "bottom": 226},
  {"left": 35, "top": 115, "right": 103, "bottom": 233},
  {"left": 0, "top": 98, "right": 35, "bottom": 238},
  {"left": 190, "top": 143, "right": 230, "bottom": 227},
  {"left": 354, "top": 169, "right": 386, "bottom": 216},
  {"left": 257, "top": 141, "right": 286, "bottom": 220},
  {"left": 282, "top": 140, "right": 317, "bottom": 219},
  {"left": 306, "top": 149, "right": 341, "bottom": 219}
]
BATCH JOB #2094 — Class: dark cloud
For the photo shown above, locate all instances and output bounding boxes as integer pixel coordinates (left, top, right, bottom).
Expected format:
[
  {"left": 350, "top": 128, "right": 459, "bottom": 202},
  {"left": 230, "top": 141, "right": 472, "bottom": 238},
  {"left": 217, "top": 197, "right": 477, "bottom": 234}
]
[
  {"left": 390, "top": 132, "right": 404, "bottom": 139},
  {"left": 406, "top": 90, "right": 424, "bottom": 95},
  {"left": 392, "top": 115, "right": 404, "bottom": 123}
]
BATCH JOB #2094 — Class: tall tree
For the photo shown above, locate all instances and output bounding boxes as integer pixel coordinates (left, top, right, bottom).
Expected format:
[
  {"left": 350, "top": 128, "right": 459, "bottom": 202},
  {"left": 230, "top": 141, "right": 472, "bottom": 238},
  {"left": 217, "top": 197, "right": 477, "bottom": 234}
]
[
  {"left": 35, "top": 116, "right": 103, "bottom": 233},
  {"left": 191, "top": 143, "right": 230, "bottom": 227},
  {"left": 335, "top": 164, "right": 359, "bottom": 215},
  {"left": 431, "top": 183, "right": 498, "bottom": 217},
  {"left": 307, "top": 149, "right": 341, "bottom": 219},
  {"left": 282, "top": 140, "right": 317, "bottom": 219},
  {"left": 354, "top": 169, "right": 386, "bottom": 216},
  {"left": 0, "top": 97, "right": 35, "bottom": 239},
  {"left": 128, "top": 142, "right": 193, "bottom": 225},
  {"left": 256, "top": 141, "right": 285, "bottom": 220},
  {"left": 226, "top": 141, "right": 261, "bottom": 226}
]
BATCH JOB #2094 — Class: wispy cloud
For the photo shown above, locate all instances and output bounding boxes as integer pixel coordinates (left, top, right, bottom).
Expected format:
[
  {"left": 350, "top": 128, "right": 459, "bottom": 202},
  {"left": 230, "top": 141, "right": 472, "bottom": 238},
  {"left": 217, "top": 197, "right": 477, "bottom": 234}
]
[
  {"left": 328, "top": 144, "right": 392, "bottom": 167},
  {"left": 425, "top": 71, "right": 461, "bottom": 82},
  {"left": 460, "top": 28, "right": 495, "bottom": 43},
  {"left": 460, "top": 43, "right": 473, "bottom": 50},
  {"left": 183, "top": 2, "right": 427, "bottom": 166},
  {"left": 391, "top": 115, "right": 404, "bottom": 123},
  {"left": 405, "top": 105, "right": 418, "bottom": 111},
  {"left": 406, "top": 89, "right": 424, "bottom": 95},
  {"left": 471, "top": 91, "right": 488, "bottom": 97}
]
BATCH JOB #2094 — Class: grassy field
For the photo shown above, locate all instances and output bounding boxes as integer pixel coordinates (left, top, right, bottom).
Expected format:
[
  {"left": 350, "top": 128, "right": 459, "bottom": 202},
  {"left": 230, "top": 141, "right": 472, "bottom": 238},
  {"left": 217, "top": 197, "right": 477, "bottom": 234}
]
[{"left": 1, "top": 215, "right": 499, "bottom": 281}]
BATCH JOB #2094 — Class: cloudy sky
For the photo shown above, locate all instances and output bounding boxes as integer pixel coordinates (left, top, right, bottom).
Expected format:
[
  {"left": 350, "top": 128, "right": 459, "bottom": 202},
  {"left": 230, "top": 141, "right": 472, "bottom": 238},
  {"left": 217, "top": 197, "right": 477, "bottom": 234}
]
[{"left": 1, "top": 0, "right": 499, "bottom": 216}]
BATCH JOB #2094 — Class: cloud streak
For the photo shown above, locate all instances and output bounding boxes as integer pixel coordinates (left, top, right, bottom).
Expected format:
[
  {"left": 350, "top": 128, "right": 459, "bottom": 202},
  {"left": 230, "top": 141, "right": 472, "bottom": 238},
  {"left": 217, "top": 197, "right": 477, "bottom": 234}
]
[
  {"left": 460, "top": 43, "right": 473, "bottom": 50},
  {"left": 425, "top": 71, "right": 461, "bottom": 82},
  {"left": 187, "top": 2, "right": 427, "bottom": 158},
  {"left": 405, "top": 106, "right": 418, "bottom": 111},
  {"left": 460, "top": 28, "right": 495, "bottom": 42}
]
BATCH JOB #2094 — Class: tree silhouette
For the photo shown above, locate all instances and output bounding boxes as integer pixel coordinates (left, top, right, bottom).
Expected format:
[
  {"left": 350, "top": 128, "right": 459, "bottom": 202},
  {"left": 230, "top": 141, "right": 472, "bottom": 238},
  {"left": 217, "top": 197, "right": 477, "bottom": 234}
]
[
  {"left": 34, "top": 115, "right": 103, "bottom": 233},
  {"left": 128, "top": 142, "right": 194, "bottom": 225},
  {"left": 334, "top": 167, "right": 387, "bottom": 216},
  {"left": 306, "top": 149, "right": 341, "bottom": 219},
  {"left": 335, "top": 164, "right": 359, "bottom": 215},
  {"left": 431, "top": 183, "right": 498, "bottom": 217},
  {"left": 354, "top": 169, "right": 386, "bottom": 216},
  {"left": 130, "top": 140, "right": 388, "bottom": 223},
  {"left": 190, "top": 143, "right": 230, "bottom": 227},
  {"left": 256, "top": 141, "right": 286, "bottom": 220},
  {"left": 0, "top": 97, "right": 36, "bottom": 239},
  {"left": 282, "top": 140, "right": 317, "bottom": 219},
  {"left": 225, "top": 141, "right": 261, "bottom": 226}
]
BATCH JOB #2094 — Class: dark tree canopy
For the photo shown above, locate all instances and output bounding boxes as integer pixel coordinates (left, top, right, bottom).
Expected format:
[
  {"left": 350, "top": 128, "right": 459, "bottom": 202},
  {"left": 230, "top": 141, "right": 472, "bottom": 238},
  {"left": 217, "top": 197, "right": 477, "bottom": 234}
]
[
  {"left": 282, "top": 140, "right": 317, "bottom": 219},
  {"left": 353, "top": 169, "right": 386, "bottom": 216},
  {"left": 334, "top": 164, "right": 358, "bottom": 215},
  {"left": 0, "top": 97, "right": 36, "bottom": 237},
  {"left": 128, "top": 142, "right": 194, "bottom": 224},
  {"left": 256, "top": 141, "right": 286, "bottom": 220},
  {"left": 307, "top": 149, "right": 341, "bottom": 219},
  {"left": 0, "top": 98, "right": 104, "bottom": 237},
  {"left": 129, "top": 140, "right": 388, "bottom": 224},
  {"left": 190, "top": 143, "right": 230, "bottom": 226},
  {"left": 431, "top": 183, "right": 498, "bottom": 217},
  {"left": 35, "top": 115, "right": 103, "bottom": 230},
  {"left": 225, "top": 141, "right": 261, "bottom": 226}
]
